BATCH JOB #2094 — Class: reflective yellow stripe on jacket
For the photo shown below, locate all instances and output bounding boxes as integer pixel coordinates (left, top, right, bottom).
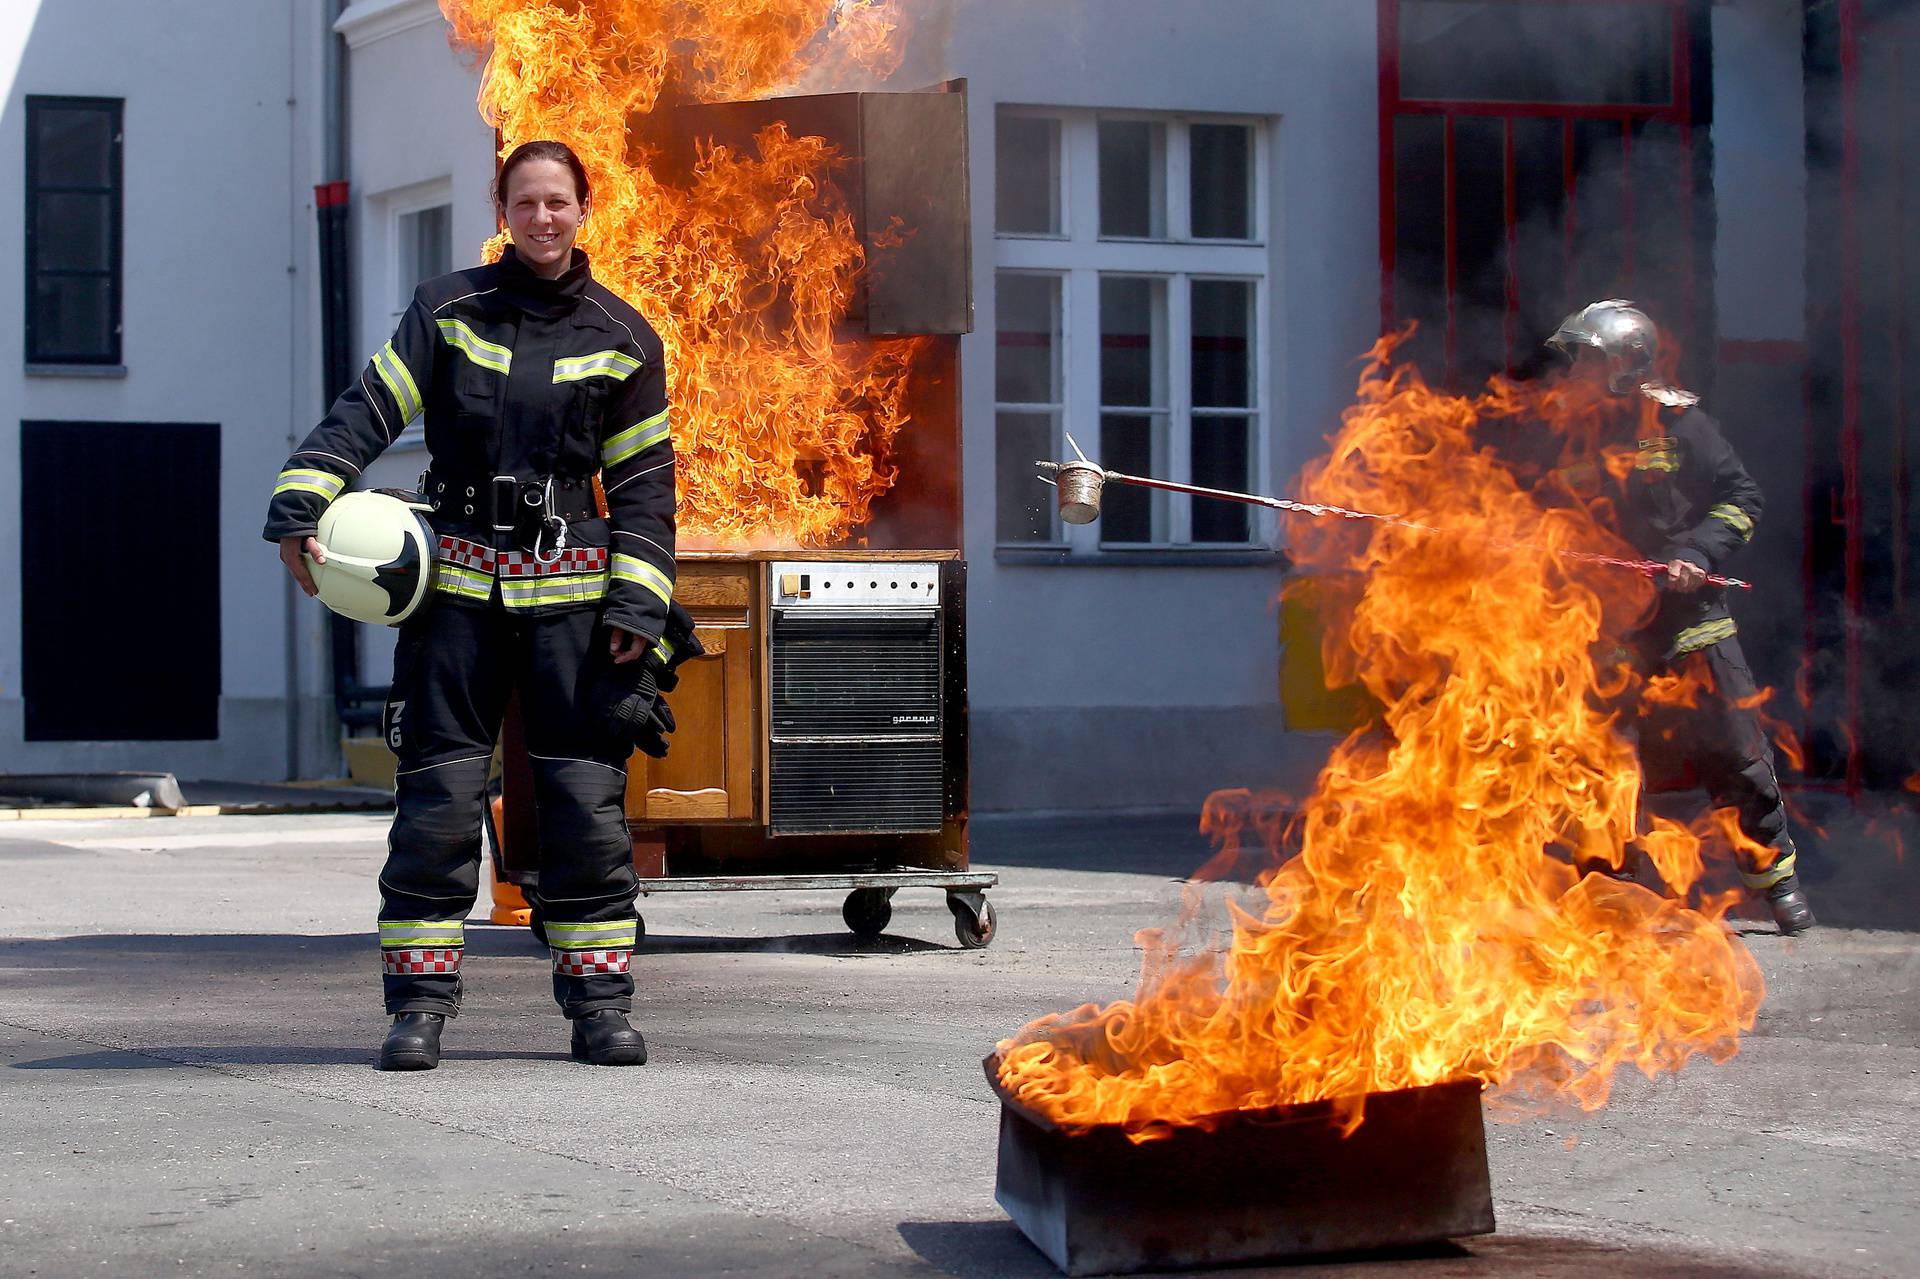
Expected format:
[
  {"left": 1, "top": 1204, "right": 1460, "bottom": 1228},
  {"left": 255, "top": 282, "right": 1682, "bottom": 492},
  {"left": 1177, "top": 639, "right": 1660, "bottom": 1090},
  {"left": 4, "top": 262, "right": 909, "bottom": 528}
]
[
  {"left": 553, "top": 350, "right": 642, "bottom": 384},
  {"left": 602, "top": 409, "right": 670, "bottom": 468},
  {"left": 272, "top": 468, "right": 346, "bottom": 502},
  {"left": 436, "top": 318, "right": 512, "bottom": 375},
  {"left": 1706, "top": 503, "right": 1755, "bottom": 541},
  {"left": 1635, "top": 436, "right": 1679, "bottom": 473},
  {"left": 373, "top": 341, "right": 423, "bottom": 422},
  {"left": 611, "top": 554, "right": 673, "bottom": 605}
]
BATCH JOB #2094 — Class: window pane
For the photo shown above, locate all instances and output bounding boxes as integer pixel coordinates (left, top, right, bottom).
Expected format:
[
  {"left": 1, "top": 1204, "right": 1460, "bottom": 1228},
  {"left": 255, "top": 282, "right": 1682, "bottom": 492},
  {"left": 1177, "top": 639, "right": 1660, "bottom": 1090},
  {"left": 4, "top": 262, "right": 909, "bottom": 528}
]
[
  {"left": 1391, "top": 114, "right": 1447, "bottom": 376},
  {"left": 31, "top": 275, "right": 114, "bottom": 361},
  {"left": 1100, "top": 276, "right": 1167, "bottom": 408},
  {"left": 1191, "top": 415, "right": 1253, "bottom": 543},
  {"left": 1569, "top": 119, "right": 1628, "bottom": 303},
  {"left": 34, "top": 191, "right": 112, "bottom": 272},
  {"left": 34, "top": 104, "right": 115, "bottom": 188},
  {"left": 997, "top": 114, "right": 1062, "bottom": 235},
  {"left": 1399, "top": 1, "right": 1672, "bottom": 106},
  {"left": 1099, "top": 120, "right": 1166, "bottom": 238},
  {"left": 997, "top": 411, "right": 1058, "bottom": 543},
  {"left": 1190, "top": 124, "right": 1252, "bottom": 240},
  {"left": 1191, "top": 279, "right": 1253, "bottom": 408},
  {"left": 996, "top": 273, "right": 1062, "bottom": 404},
  {"left": 1453, "top": 115, "right": 1507, "bottom": 385},
  {"left": 404, "top": 204, "right": 452, "bottom": 286},
  {"left": 1100, "top": 413, "right": 1166, "bottom": 543}
]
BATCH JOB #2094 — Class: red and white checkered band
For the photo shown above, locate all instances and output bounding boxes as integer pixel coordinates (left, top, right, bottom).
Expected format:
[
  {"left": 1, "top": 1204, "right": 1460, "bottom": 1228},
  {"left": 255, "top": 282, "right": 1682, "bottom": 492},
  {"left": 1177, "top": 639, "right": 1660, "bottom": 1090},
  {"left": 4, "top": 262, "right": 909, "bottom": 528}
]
[
  {"left": 383, "top": 948, "right": 463, "bottom": 976},
  {"left": 497, "top": 547, "right": 609, "bottom": 578},
  {"left": 551, "top": 948, "right": 632, "bottom": 976},
  {"left": 437, "top": 535, "right": 496, "bottom": 573}
]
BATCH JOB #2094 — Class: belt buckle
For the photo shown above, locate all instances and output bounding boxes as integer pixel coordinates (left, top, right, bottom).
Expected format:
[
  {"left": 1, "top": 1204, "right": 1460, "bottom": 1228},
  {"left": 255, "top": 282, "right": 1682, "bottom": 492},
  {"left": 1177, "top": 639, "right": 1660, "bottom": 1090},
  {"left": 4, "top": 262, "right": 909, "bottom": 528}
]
[{"left": 491, "top": 475, "right": 518, "bottom": 533}]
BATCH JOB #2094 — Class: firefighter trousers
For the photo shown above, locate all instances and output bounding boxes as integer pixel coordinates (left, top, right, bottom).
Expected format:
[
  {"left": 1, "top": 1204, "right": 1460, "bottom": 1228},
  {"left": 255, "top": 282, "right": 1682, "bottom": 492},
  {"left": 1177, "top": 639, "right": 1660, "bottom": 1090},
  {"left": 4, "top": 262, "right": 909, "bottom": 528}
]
[
  {"left": 1637, "top": 636, "right": 1799, "bottom": 890},
  {"left": 378, "top": 600, "right": 639, "bottom": 1019}
]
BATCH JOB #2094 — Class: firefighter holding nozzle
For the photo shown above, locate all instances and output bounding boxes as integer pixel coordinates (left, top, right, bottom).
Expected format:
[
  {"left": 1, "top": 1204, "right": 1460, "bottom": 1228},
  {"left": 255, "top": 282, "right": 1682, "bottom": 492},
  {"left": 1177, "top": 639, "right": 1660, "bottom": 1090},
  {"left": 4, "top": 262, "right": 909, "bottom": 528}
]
[
  {"left": 265, "top": 141, "right": 687, "bottom": 1068},
  {"left": 1547, "top": 300, "right": 1815, "bottom": 935}
]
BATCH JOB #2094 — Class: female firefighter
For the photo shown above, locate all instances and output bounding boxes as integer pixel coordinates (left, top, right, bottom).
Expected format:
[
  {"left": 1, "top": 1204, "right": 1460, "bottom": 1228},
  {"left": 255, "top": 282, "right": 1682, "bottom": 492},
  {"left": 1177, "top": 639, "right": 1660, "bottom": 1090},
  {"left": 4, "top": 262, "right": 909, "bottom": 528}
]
[{"left": 264, "top": 141, "right": 676, "bottom": 1069}]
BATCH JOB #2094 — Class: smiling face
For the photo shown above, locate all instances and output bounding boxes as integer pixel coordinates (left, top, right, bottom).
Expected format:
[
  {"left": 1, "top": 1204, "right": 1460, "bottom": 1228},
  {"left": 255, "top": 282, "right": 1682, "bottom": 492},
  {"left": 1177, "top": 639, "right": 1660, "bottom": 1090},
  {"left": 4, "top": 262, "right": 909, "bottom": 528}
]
[{"left": 499, "top": 158, "right": 589, "bottom": 279}]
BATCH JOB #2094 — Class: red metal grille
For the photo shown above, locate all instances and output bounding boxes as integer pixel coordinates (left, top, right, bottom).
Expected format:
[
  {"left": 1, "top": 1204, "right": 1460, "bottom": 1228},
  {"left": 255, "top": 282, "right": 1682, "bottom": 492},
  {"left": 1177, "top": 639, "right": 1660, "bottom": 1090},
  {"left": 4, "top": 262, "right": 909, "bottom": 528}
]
[{"left": 1378, "top": 0, "right": 1699, "bottom": 387}]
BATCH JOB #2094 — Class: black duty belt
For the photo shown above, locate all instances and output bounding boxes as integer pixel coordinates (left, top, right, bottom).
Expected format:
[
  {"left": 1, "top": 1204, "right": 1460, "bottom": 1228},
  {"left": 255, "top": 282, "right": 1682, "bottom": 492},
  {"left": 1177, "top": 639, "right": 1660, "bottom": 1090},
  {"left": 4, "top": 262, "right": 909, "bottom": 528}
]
[{"left": 423, "top": 470, "right": 597, "bottom": 534}]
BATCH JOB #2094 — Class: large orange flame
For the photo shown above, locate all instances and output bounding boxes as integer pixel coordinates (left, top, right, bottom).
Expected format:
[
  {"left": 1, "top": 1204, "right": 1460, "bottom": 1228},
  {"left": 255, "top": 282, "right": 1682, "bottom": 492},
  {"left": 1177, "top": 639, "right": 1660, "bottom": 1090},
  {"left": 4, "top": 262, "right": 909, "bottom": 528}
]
[
  {"left": 997, "top": 339, "right": 1765, "bottom": 1139},
  {"left": 440, "top": 0, "right": 923, "bottom": 545}
]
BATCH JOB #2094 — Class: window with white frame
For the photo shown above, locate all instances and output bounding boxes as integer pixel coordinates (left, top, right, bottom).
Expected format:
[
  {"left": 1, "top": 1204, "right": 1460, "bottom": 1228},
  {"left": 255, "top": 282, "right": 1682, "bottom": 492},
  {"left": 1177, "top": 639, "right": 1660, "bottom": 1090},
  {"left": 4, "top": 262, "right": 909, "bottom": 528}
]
[
  {"left": 994, "top": 107, "right": 1267, "bottom": 551},
  {"left": 392, "top": 200, "right": 451, "bottom": 321}
]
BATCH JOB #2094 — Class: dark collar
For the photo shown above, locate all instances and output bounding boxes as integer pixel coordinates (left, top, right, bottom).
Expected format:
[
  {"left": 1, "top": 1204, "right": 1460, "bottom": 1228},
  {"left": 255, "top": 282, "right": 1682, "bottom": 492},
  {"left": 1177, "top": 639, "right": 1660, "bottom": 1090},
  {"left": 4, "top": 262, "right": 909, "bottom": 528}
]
[{"left": 497, "top": 245, "right": 592, "bottom": 319}]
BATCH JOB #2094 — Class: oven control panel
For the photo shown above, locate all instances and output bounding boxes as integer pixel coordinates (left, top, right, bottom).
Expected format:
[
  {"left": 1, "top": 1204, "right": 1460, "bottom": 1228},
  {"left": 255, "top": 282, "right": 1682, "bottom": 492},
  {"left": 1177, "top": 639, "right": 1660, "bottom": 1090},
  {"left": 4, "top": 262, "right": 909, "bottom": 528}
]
[{"left": 769, "top": 561, "right": 941, "bottom": 609}]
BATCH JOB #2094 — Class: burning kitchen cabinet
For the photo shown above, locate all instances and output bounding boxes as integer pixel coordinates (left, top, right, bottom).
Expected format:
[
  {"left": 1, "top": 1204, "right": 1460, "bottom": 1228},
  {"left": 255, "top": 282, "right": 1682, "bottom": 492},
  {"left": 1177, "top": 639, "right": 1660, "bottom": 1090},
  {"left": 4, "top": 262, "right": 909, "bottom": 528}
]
[
  {"left": 627, "top": 82, "right": 972, "bottom": 338},
  {"left": 489, "top": 82, "right": 990, "bottom": 947}
]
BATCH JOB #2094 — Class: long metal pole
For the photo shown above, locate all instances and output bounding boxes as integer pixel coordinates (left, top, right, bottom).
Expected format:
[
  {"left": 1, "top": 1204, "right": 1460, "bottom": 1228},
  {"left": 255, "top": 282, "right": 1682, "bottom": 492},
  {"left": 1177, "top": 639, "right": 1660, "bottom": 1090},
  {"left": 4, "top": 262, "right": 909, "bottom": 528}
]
[{"left": 1040, "top": 461, "right": 1754, "bottom": 590}]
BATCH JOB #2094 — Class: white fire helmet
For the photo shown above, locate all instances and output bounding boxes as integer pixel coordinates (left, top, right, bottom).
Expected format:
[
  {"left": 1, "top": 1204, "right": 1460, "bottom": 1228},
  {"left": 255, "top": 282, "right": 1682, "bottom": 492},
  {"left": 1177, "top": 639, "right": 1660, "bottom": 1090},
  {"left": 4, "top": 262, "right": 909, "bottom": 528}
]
[{"left": 306, "top": 491, "right": 438, "bottom": 626}]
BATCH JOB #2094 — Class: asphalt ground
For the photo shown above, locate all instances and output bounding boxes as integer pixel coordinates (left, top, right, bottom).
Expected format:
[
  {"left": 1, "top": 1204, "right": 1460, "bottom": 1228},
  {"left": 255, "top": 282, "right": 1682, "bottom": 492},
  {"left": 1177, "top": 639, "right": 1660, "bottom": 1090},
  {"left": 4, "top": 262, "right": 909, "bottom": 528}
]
[{"left": 0, "top": 805, "right": 1916, "bottom": 1278}]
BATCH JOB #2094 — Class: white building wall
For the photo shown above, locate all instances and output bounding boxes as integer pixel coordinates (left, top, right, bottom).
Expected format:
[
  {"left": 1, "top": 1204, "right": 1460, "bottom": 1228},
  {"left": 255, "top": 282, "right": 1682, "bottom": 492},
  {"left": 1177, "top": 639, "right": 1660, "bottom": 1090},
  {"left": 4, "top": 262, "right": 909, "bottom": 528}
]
[
  {"left": 953, "top": 0, "right": 1377, "bottom": 809},
  {"left": 334, "top": 0, "right": 1374, "bottom": 811},
  {"left": 0, "top": 2, "right": 1796, "bottom": 807},
  {"left": 334, "top": 0, "right": 498, "bottom": 691},
  {"left": 0, "top": 0, "right": 332, "bottom": 779}
]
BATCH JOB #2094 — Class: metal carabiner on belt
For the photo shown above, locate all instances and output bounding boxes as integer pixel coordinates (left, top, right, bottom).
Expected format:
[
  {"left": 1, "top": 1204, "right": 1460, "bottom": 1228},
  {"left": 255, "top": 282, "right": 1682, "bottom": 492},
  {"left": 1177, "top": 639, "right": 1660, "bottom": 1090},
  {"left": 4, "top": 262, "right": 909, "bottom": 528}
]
[{"left": 532, "top": 475, "right": 568, "bottom": 563}]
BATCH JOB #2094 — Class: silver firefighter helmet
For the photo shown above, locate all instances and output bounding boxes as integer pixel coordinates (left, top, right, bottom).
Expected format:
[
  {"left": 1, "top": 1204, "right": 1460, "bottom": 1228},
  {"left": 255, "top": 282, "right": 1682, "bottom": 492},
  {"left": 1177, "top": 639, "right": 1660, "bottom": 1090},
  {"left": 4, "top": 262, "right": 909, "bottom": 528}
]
[{"left": 1547, "top": 299, "right": 1659, "bottom": 395}]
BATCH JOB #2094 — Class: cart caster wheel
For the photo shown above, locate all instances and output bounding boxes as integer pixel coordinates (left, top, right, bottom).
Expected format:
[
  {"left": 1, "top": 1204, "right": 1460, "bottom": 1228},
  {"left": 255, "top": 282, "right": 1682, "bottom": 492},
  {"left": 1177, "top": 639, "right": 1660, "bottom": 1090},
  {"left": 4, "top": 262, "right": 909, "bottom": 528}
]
[
  {"left": 950, "top": 894, "right": 996, "bottom": 949},
  {"left": 843, "top": 888, "right": 894, "bottom": 938}
]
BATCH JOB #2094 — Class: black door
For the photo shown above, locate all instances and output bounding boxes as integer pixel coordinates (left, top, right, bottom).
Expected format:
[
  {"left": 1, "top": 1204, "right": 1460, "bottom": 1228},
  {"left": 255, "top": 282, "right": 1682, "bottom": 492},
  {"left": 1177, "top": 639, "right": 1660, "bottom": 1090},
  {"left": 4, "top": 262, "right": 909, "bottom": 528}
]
[{"left": 22, "top": 421, "right": 221, "bottom": 740}]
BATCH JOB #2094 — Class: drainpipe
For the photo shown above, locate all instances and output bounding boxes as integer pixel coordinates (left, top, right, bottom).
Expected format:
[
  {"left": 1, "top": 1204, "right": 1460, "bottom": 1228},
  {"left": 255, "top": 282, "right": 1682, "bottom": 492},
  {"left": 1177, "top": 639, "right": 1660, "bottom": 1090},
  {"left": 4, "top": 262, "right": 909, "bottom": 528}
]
[
  {"left": 317, "top": 1, "right": 383, "bottom": 736},
  {"left": 285, "top": 2, "right": 303, "bottom": 778}
]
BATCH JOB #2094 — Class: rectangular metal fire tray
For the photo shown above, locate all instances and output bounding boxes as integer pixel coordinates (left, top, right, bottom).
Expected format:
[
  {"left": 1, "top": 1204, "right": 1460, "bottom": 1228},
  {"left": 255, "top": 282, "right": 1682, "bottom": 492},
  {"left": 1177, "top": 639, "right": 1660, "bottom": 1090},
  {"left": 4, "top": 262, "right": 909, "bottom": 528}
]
[{"left": 984, "top": 1054, "right": 1494, "bottom": 1275}]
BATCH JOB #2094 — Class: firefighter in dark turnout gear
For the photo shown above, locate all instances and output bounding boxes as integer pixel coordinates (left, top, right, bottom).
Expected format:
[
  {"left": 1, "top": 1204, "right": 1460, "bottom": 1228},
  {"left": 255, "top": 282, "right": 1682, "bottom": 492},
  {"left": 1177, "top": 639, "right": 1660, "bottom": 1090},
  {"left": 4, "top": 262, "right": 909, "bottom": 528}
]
[
  {"left": 1548, "top": 301, "right": 1815, "bottom": 935},
  {"left": 268, "top": 142, "right": 673, "bottom": 1067}
]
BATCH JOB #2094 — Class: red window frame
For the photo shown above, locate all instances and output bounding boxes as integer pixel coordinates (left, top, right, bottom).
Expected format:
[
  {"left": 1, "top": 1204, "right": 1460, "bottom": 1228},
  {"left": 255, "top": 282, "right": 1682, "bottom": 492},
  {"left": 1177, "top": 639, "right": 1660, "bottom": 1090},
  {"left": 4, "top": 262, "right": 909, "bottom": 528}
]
[
  {"left": 1825, "top": 0, "right": 1920, "bottom": 793},
  {"left": 1377, "top": 0, "right": 1696, "bottom": 383}
]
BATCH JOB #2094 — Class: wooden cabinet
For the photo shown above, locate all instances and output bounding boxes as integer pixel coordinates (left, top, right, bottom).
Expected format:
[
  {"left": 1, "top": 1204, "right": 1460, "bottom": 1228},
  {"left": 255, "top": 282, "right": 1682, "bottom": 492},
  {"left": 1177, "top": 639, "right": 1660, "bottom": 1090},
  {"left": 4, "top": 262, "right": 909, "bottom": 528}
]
[{"left": 622, "top": 560, "right": 759, "bottom": 823}]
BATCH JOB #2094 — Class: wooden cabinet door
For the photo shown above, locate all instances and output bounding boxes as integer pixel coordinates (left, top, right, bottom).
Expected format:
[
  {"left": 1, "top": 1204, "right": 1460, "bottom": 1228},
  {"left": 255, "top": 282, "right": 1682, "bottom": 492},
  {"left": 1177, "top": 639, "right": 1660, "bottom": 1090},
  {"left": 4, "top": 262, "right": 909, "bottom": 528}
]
[{"left": 623, "top": 566, "right": 757, "bottom": 822}]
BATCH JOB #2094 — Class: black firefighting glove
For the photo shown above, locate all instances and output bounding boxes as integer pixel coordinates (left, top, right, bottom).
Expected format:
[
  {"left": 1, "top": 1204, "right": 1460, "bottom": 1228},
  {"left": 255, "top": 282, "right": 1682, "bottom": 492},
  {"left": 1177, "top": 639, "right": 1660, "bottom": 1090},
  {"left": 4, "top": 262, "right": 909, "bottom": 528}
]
[
  {"left": 590, "top": 603, "right": 703, "bottom": 758},
  {"left": 649, "top": 601, "right": 704, "bottom": 693},
  {"left": 595, "top": 660, "right": 673, "bottom": 758}
]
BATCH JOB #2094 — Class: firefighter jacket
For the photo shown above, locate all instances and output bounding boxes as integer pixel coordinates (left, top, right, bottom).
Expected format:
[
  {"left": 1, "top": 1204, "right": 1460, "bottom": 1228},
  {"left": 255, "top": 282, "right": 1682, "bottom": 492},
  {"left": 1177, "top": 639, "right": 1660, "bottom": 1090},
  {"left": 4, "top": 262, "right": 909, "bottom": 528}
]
[
  {"left": 264, "top": 248, "right": 676, "bottom": 644},
  {"left": 1618, "top": 404, "right": 1761, "bottom": 660}
]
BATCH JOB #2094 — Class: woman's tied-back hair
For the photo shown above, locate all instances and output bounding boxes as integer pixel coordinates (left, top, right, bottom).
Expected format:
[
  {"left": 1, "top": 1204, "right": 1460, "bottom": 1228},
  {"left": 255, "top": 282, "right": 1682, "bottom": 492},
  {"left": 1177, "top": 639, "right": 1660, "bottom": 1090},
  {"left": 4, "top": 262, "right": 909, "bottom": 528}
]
[{"left": 495, "top": 139, "right": 591, "bottom": 207}]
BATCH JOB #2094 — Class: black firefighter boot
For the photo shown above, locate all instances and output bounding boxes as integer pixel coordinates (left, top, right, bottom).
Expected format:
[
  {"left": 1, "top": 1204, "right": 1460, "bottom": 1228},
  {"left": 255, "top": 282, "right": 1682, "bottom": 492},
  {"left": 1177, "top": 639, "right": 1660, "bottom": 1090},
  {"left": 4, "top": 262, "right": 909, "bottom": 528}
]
[
  {"left": 1764, "top": 874, "right": 1816, "bottom": 936},
  {"left": 570, "top": 1010, "right": 648, "bottom": 1066},
  {"left": 378, "top": 1013, "right": 445, "bottom": 1071}
]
